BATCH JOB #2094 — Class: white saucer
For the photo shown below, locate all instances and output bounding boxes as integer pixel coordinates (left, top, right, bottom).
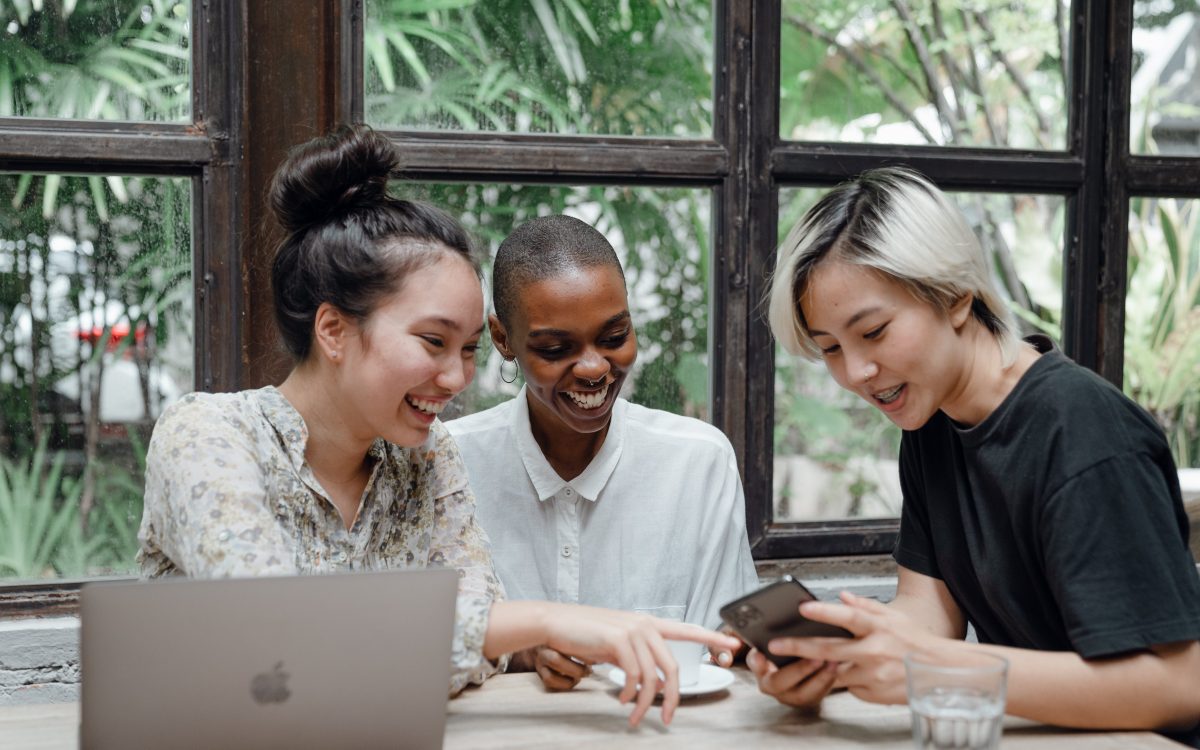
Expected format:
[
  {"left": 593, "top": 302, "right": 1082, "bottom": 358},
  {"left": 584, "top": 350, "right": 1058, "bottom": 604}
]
[{"left": 605, "top": 663, "right": 735, "bottom": 697}]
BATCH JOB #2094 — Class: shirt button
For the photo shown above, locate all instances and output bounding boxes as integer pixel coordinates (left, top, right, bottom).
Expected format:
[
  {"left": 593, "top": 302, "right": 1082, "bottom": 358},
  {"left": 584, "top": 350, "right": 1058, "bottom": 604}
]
[
  {"left": 334, "top": 550, "right": 347, "bottom": 562},
  {"left": 564, "top": 488, "right": 573, "bottom": 496},
  {"left": 561, "top": 546, "right": 572, "bottom": 558}
]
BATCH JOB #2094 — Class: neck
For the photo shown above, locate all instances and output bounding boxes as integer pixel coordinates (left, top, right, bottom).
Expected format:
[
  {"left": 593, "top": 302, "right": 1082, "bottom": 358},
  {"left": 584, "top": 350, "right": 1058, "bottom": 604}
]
[
  {"left": 525, "top": 391, "right": 610, "bottom": 482},
  {"left": 940, "top": 326, "right": 1038, "bottom": 427},
  {"left": 277, "top": 364, "right": 374, "bottom": 484}
]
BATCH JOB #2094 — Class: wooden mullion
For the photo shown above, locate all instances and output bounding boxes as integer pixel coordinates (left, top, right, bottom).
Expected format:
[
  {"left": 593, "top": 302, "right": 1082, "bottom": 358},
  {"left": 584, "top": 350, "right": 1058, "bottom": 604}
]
[{"left": 384, "top": 134, "right": 728, "bottom": 185}]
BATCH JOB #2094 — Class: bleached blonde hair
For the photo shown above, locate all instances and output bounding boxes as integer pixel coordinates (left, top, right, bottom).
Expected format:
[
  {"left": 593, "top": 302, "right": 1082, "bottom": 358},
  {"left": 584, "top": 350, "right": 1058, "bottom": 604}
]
[{"left": 767, "top": 167, "right": 1021, "bottom": 366}]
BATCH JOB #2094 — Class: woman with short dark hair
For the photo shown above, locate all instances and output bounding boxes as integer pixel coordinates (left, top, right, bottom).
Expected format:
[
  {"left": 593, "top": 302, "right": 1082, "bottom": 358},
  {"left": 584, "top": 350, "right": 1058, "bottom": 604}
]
[{"left": 139, "top": 125, "right": 737, "bottom": 727}]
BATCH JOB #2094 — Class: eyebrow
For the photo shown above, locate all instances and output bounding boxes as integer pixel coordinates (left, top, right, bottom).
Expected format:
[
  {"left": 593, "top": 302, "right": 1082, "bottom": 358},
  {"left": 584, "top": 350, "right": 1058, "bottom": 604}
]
[
  {"left": 418, "top": 317, "right": 485, "bottom": 336},
  {"left": 527, "top": 310, "right": 631, "bottom": 338},
  {"left": 808, "top": 306, "right": 882, "bottom": 337}
]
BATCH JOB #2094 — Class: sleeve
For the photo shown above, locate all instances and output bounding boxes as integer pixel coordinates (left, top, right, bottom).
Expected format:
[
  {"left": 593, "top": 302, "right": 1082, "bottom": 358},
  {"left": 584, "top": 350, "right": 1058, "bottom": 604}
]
[
  {"left": 1039, "top": 452, "right": 1200, "bottom": 658},
  {"left": 893, "top": 433, "right": 940, "bottom": 579},
  {"left": 688, "top": 442, "right": 761, "bottom": 631},
  {"left": 139, "top": 397, "right": 299, "bottom": 578},
  {"left": 422, "top": 425, "right": 509, "bottom": 695}
]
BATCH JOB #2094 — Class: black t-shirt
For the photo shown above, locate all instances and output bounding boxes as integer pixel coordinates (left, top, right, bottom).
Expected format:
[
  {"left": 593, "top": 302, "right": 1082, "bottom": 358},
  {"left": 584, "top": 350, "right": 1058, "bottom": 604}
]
[{"left": 894, "top": 337, "right": 1200, "bottom": 742}]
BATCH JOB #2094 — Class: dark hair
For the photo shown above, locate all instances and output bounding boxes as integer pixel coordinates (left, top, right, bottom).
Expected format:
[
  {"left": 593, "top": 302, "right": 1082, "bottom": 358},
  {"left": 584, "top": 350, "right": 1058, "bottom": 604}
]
[
  {"left": 268, "top": 124, "right": 480, "bottom": 361},
  {"left": 492, "top": 215, "right": 623, "bottom": 327}
]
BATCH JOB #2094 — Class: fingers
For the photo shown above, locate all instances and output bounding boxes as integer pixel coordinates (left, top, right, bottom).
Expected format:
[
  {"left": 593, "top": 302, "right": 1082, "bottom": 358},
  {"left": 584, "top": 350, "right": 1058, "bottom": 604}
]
[
  {"left": 655, "top": 621, "right": 741, "bottom": 654},
  {"left": 767, "top": 633, "right": 853, "bottom": 663},
  {"left": 770, "top": 660, "right": 838, "bottom": 709},
  {"left": 710, "top": 646, "right": 734, "bottom": 668},
  {"left": 647, "top": 633, "right": 680, "bottom": 725},
  {"left": 628, "top": 634, "right": 665, "bottom": 728},
  {"left": 798, "top": 597, "right": 880, "bottom": 638},
  {"left": 534, "top": 648, "right": 588, "bottom": 691}
]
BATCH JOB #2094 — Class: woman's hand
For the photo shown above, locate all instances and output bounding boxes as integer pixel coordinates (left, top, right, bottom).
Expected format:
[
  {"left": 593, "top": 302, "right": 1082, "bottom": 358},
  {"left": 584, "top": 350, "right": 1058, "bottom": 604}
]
[
  {"left": 764, "top": 591, "right": 942, "bottom": 706},
  {"left": 539, "top": 604, "right": 741, "bottom": 727},
  {"left": 532, "top": 646, "right": 592, "bottom": 691},
  {"left": 746, "top": 647, "right": 839, "bottom": 710}
]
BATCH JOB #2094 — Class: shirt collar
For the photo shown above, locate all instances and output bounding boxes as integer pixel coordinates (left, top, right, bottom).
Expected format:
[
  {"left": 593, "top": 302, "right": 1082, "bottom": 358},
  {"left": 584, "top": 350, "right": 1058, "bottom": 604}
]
[
  {"left": 511, "top": 386, "right": 626, "bottom": 503},
  {"left": 255, "top": 385, "right": 387, "bottom": 477}
]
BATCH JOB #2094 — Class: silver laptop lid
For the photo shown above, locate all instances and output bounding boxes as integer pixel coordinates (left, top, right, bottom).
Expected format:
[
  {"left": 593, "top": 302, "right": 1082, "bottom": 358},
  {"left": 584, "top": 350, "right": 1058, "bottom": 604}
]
[{"left": 81, "top": 569, "right": 458, "bottom": 750}]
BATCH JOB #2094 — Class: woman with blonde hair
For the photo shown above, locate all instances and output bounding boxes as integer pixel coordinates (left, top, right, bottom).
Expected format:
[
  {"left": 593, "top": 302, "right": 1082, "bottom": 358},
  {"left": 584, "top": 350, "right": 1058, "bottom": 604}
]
[{"left": 756, "top": 167, "right": 1200, "bottom": 745}]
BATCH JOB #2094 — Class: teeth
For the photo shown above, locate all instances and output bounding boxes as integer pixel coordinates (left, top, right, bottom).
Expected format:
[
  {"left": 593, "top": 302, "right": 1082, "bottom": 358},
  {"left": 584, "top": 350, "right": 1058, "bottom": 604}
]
[
  {"left": 566, "top": 384, "right": 609, "bottom": 410},
  {"left": 874, "top": 384, "right": 903, "bottom": 404},
  {"left": 407, "top": 396, "right": 446, "bottom": 415}
]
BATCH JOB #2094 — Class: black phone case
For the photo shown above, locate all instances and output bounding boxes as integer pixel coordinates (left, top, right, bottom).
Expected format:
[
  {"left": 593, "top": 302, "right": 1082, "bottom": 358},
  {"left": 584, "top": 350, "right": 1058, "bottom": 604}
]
[{"left": 718, "top": 576, "right": 852, "bottom": 667}]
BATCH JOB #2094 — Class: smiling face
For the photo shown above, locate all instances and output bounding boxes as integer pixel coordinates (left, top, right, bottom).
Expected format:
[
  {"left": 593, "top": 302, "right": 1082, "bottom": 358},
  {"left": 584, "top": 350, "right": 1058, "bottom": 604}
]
[
  {"left": 493, "top": 264, "right": 637, "bottom": 437},
  {"left": 800, "top": 259, "right": 972, "bottom": 431},
  {"left": 336, "top": 251, "right": 483, "bottom": 447}
]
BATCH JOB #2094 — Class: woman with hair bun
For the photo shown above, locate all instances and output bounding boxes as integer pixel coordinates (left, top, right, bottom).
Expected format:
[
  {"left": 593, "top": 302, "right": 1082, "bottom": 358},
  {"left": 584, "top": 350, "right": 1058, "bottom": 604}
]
[
  {"left": 755, "top": 167, "right": 1200, "bottom": 744},
  {"left": 138, "top": 125, "right": 736, "bottom": 726}
]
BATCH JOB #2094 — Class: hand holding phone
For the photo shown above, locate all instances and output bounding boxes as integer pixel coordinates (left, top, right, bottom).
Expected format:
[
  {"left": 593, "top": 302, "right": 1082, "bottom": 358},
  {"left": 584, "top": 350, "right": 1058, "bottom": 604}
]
[{"left": 719, "top": 576, "right": 853, "bottom": 667}]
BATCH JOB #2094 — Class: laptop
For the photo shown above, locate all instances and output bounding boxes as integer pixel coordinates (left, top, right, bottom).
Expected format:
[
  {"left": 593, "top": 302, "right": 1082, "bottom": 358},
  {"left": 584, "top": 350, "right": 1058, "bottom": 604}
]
[{"left": 80, "top": 569, "right": 458, "bottom": 750}]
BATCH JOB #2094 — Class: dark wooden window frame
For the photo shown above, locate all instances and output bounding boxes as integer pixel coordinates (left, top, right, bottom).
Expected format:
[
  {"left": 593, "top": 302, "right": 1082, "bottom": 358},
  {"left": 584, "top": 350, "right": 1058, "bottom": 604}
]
[{"left": 0, "top": 1, "right": 1191, "bottom": 616}]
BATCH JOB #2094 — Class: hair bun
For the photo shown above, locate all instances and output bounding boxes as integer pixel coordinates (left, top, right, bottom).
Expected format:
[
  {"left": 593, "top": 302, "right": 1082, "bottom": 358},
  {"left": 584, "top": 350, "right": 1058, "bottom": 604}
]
[{"left": 269, "top": 124, "right": 400, "bottom": 235}]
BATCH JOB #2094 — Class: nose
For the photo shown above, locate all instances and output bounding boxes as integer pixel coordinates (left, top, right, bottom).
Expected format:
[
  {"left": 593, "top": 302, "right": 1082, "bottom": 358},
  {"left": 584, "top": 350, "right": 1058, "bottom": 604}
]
[
  {"left": 845, "top": 348, "right": 878, "bottom": 386},
  {"left": 435, "top": 354, "right": 473, "bottom": 394},
  {"left": 573, "top": 348, "right": 610, "bottom": 384}
]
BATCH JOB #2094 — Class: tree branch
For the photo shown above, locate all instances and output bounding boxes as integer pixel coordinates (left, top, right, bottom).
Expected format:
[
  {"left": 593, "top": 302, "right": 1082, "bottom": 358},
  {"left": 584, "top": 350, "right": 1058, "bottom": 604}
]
[
  {"left": 972, "top": 10, "right": 1054, "bottom": 148},
  {"left": 785, "top": 14, "right": 938, "bottom": 144},
  {"left": 890, "top": 0, "right": 964, "bottom": 143},
  {"left": 959, "top": 9, "right": 1005, "bottom": 145},
  {"left": 929, "top": 0, "right": 970, "bottom": 125},
  {"left": 1055, "top": 0, "right": 1069, "bottom": 96}
]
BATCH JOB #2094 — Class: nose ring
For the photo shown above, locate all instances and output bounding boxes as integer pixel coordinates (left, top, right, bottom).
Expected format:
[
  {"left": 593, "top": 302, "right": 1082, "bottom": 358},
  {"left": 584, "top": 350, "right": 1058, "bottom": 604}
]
[{"left": 582, "top": 376, "right": 604, "bottom": 387}]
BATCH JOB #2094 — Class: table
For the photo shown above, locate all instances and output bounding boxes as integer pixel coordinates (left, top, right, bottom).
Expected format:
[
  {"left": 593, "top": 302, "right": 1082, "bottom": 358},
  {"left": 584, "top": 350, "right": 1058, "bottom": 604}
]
[{"left": 0, "top": 669, "right": 1185, "bottom": 749}]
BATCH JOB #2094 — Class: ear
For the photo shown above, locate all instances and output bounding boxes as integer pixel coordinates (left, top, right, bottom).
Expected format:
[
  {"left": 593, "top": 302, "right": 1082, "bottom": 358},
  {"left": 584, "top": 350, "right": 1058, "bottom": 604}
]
[
  {"left": 949, "top": 293, "right": 973, "bottom": 330},
  {"left": 487, "top": 313, "right": 514, "bottom": 359},
  {"left": 312, "top": 302, "right": 354, "bottom": 362}
]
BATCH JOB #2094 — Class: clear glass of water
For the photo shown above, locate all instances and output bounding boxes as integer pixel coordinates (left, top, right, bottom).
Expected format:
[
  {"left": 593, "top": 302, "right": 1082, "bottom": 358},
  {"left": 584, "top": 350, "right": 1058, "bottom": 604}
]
[{"left": 904, "top": 650, "right": 1009, "bottom": 750}]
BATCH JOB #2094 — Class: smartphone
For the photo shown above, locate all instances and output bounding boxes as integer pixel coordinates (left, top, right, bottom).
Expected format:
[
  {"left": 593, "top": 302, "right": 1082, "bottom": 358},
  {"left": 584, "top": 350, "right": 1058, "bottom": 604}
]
[{"left": 719, "top": 576, "right": 852, "bottom": 667}]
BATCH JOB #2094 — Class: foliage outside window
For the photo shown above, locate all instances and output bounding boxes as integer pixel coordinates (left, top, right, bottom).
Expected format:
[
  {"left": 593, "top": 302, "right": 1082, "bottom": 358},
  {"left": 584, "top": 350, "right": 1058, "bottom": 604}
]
[
  {"left": 779, "top": 0, "right": 1068, "bottom": 149},
  {"left": 0, "top": 0, "right": 190, "bottom": 122},
  {"left": 364, "top": 0, "right": 713, "bottom": 136},
  {"left": 0, "top": 1, "right": 193, "bottom": 582}
]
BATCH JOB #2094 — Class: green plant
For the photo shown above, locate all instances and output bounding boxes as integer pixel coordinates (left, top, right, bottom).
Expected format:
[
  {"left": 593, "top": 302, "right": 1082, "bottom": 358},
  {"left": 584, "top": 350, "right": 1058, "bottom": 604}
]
[
  {"left": 0, "top": 439, "right": 83, "bottom": 578},
  {"left": 1126, "top": 197, "right": 1200, "bottom": 468}
]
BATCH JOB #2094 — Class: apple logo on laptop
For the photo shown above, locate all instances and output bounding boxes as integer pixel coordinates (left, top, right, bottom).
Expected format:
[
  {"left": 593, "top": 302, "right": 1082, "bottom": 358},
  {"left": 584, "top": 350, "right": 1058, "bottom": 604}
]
[{"left": 250, "top": 661, "right": 291, "bottom": 704}]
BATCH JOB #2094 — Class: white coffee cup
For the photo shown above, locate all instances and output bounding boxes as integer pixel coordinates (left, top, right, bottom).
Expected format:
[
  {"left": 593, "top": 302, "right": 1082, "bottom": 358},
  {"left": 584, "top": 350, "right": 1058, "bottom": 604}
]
[
  {"left": 667, "top": 639, "right": 703, "bottom": 687},
  {"left": 635, "top": 605, "right": 702, "bottom": 688}
]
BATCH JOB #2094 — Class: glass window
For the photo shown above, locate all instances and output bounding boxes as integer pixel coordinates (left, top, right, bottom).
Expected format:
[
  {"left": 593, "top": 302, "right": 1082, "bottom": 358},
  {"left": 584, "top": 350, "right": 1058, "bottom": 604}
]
[
  {"left": 772, "top": 187, "right": 1065, "bottom": 522},
  {"left": 0, "top": 172, "right": 193, "bottom": 581},
  {"left": 363, "top": 0, "right": 713, "bottom": 137},
  {"left": 1131, "top": 2, "right": 1200, "bottom": 155},
  {"left": 779, "top": 0, "right": 1069, "bottom": 150},
  {"left": 398, "top": 183, "right": 711, "bottom": 421},
  {"left": 0, "top": 0, "right": 190, "bottom": 122},
  {"left": 1125, "top": 197, "right": 1200, "bottom": 468}
]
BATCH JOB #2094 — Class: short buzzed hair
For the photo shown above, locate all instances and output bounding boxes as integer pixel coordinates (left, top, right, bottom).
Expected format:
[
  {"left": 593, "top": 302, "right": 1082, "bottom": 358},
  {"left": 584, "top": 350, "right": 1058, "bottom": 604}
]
[{"left": 492, "top": 214, "right": 624, "bottom": 327}]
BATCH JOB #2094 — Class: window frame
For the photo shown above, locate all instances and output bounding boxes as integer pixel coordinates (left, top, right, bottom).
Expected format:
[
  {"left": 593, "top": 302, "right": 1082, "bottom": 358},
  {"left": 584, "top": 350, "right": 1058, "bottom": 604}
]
[{"left": 1, "top": 1, "right": 1192, "bottom": 616}]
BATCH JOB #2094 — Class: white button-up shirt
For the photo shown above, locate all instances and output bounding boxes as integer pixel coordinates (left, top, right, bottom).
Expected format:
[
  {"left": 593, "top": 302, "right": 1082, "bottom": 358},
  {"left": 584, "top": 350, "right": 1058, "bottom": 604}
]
[{"left": 447, "top": 389, "right": 759, "bottom": 629}]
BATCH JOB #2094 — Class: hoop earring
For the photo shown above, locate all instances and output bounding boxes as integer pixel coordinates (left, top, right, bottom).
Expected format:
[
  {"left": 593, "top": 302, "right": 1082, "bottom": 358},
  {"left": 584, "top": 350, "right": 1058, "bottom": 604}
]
[{"left": 500, "top": 357, "right": 519, "bottom": 384}]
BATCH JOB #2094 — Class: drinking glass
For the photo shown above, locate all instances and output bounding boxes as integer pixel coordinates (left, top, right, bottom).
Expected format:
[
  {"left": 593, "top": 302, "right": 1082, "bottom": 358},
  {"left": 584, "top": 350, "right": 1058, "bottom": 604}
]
[{"left": 904, "top": 650, "right": 1009, "bottom": 750}]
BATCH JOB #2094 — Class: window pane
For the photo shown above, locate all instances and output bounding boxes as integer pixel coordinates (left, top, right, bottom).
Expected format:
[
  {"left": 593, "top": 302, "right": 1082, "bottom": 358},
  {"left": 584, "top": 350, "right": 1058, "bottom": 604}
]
[
  {"left": 779, "top": 0, "right": 1068, "bottom": 150},
  {"left": 364, "top": 0, "right": 713, "bottom": 137},
  {"left": 0, "top": 173, "right": 193, "bottom": 581},
  {"left": 401, "top": 184, "right": 711, "bottom": 420},
  {"left": 773, "top": 188, "right": 1064, "bottom": 522},
  {"left": 0, "top": 1, "right": 190, "bottom": 122},
  {"left": 1126, "top": 197, "right": 1200, "bottom": 470},
  {"left": 1131, "top": 3, "right": 1200, "bottom": 155}
]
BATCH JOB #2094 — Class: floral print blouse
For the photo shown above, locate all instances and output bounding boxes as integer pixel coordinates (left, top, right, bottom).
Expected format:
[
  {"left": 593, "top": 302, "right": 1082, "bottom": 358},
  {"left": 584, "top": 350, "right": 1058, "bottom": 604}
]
[{"left": 138, "top": 386, "right": 505, "bottom": 694}]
